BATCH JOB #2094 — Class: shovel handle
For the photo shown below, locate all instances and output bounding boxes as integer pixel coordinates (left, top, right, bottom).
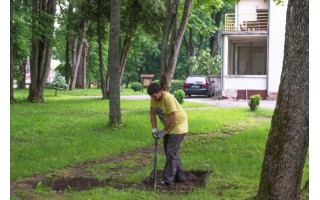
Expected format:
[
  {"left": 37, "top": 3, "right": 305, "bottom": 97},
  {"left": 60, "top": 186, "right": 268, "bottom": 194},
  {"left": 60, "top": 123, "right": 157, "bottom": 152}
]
[{"left": 153, "top": 134, "right": 159, "bottom": 189}]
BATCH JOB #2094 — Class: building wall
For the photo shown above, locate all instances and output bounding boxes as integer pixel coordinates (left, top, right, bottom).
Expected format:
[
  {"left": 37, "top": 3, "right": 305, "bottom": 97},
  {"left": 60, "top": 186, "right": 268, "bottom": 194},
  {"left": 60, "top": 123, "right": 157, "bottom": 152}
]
[
  {"left": 224, "top": 75, "right": 267, "bottom": 89},
  {"left": 267, "top": 0, "right": 288, "bottom": 96},
  {"left": 236, "top": 0, "right": 268, "bottom": 32},
  {"left": 237, "top": 0, "right": 268, "bottom": 14}
]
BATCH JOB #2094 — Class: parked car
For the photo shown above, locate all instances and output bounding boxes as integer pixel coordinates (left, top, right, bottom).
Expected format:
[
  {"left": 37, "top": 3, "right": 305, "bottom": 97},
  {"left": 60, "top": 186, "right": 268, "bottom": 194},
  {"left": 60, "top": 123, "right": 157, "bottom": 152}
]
[{"left": 183, "top": 75, "right": 215, "bottom": 98}]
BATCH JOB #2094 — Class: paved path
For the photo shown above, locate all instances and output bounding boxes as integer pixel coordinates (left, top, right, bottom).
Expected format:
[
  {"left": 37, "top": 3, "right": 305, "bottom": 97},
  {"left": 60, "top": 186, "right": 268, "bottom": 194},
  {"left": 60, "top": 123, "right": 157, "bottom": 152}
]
[
  {"left": 120, "top": 95, "right": 276, "bottom": 109},
  {"left": 185, "top": 97, "right": 276, "bottom": 109},
  {"left": 81, "top": 95, "right": 276, "bottom": 109}
]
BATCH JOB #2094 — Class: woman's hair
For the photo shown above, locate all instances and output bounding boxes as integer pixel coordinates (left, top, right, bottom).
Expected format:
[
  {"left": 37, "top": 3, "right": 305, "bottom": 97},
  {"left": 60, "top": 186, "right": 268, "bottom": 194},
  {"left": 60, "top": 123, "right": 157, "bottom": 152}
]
[{"left": 147, "top": 83, "right": 161, "bottom": 95}]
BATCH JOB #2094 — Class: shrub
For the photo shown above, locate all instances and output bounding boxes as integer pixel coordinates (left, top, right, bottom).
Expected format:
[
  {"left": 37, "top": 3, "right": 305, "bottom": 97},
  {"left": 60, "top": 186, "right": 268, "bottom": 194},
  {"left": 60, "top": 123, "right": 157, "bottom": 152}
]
[
  {"left": 169, "top": 80, "right": 184, "bottom": 94},
  {"left": 151, "top": 80, "right": 184, "bottom": 93},
  {"left": 46, "top": 72, "right": 69, "bottom": 89},
  {"left": 173, "top": 89, "right": 185, "bottom": 104},
  {"left": 248, "top": 94, "right": 262, "bottom": 111},
  {"left": 130, "top": 82, "right": 142, "bottom": 92}
]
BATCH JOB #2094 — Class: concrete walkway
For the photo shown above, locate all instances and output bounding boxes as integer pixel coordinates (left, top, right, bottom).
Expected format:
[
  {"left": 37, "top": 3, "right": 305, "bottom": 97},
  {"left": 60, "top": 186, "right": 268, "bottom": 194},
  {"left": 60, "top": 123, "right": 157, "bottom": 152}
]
[
  {"left": 81, "top": 95, "right": 276, "bottom": 109},
  {"left": 120, "top": 95, "right": 276, "bottom": 109},
  {"left": 185, "top": 97, "right": 276, "bottom": 109}
]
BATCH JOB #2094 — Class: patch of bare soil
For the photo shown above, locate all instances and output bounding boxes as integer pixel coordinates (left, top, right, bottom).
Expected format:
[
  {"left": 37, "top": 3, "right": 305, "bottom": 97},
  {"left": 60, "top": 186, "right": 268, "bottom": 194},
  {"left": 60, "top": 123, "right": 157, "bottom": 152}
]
[
  {"left": 11, "top": 144, "right": 211, "bottom": 198},
  {"left": 141, "top": 170, "right": 210, "bottom": 193}
]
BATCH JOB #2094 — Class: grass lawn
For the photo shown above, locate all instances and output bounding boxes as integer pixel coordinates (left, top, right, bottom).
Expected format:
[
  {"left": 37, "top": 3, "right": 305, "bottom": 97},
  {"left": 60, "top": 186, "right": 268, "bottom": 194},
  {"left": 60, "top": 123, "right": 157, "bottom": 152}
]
[{"left": 10, "top": 88, "right": 309, "bottom": 200}]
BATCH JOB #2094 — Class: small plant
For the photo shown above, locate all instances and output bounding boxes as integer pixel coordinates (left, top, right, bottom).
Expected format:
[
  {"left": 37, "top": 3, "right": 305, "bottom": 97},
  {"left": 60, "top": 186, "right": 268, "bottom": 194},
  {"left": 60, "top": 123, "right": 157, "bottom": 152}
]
[
  {"left": 130, "top": 82, "right": 142, "bottom": 92},
  {"left": 248, "top": 94, "right": 262, "bottom": 111},
  {"left": 46, "top": 72, "right": 69, "bottom": 96},
  {"left": 173, "top": 89, "right": 185, "bottom": 104},
  {"left": 169, "top": 80, "right": 184, "bottom": 94},
  {"left": 46, "top": 72, "right": 69, "bottom": 90}
]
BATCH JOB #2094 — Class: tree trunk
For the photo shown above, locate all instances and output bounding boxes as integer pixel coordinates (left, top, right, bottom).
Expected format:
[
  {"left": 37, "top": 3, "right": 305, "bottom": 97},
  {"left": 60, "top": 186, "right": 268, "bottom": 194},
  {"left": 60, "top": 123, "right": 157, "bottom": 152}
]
[
  {"left": 75, "top": 44, "right": 87, "bottom": 89},
  {"left": 160, "top": 0, "right": 174, "bottom": 89},
  {"left": 28, "top": 0, "right": 57, "bottom": 102},
  {"left": 65, "top": 35, "right": 71, "bottom": 84},
  {"left": 119, "top": 34, "right": 132, "bottom": 83},
  {"left": 197, "top": 34, "right": 203, "bottom": 55},
  {"left": 97, "top": 0, "right": 108, "bottom": 99},
  {"left": 257, "top": 0, "right": 309, "bottom": 199},
  {"left": 70, "top": 36, "right": 86, "bottom": 90},
  {"left": 183, "top": 35, "right": 189, "bottom": 58},
  {"left": 210, "top": 10, "right": 221, "bottom": 58},
  {"left": 17, "top": 60, "right": 26, "bottom": 89},
  {"left": 189, "top": 28, "right": 195, "bottom": 57},
  {"left": 108, "top": 0, "right": 121, "bottom": 126},
  {"left": 160, "top": 0, "right": 192, "bottom": 91},
  {"left": 65, "top": 0, "right": 73, "bottom": 84},
  {"left": 10, "top": 0, "right": 14, "bottom": 102}
]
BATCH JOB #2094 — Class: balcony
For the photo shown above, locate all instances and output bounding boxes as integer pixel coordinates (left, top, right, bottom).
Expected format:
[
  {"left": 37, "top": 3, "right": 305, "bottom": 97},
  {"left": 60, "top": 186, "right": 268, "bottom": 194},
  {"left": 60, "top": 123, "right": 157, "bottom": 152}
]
[{"left": 224, "top": 11, "right": 268, "bottom": 32}]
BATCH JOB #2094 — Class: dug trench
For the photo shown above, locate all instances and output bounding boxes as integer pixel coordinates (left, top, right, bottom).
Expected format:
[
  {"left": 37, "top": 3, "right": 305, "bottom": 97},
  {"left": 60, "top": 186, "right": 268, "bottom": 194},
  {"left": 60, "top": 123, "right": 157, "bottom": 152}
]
[{"left": 11, "top": 141, "right": 211, "bottom": 197}]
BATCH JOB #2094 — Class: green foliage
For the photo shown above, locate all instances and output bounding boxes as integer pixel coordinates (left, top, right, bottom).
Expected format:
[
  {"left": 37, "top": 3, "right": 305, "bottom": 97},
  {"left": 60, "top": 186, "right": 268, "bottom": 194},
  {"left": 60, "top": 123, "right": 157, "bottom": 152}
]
[
  {"left": 188, "top": 48, "right": 221, "bottom": 75},
  {"left": 46, "top": 72, "right": 69, "bottom": 89},
  {"left": 168, "top": 80, "right": 184, "bottom": 93},
  {"left": 212, "top": 55, "right": 221, "bottom": 75},
  {"left": 274, "top": 0, "right": 285, "bottom": 6},
  {"left": 54, "top": 63, "right": 66, "bottom": 76},
  {"left": 173, "top": 89, "right": 185, "bottom": 104},
  {"left": 248, "top": 94, "right": 262, "bottom": 111},
  {"left": 12, "top": 0, "right": 32, "bottom": 81},
  {"left": 86, "top": 39, "right": 101, "bottom": 84},
  {"left": 130, "top": 82, "right": 142, "bottom": 92}
]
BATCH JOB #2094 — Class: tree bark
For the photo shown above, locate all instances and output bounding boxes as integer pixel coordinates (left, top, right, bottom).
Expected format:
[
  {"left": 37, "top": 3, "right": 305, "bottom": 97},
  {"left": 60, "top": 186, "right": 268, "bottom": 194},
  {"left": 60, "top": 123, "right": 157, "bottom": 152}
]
[
  {"left": 62, "top": 0, "right": 73, "bottom": 85},
  {"left": 108, "top": 0, "right": 121, "bottom": 126},
  {"left": 257, "top": 0, "right": 309, "bottom": 199},
  {"left": 65, "top": 34, "right": 71, "bottom": 84},
  {"left": 160, "top": 0, "right": 192, "bottom": 91},
  {"left": 17, "top": 60, "right": 26, "bottom": 89},
  {"left": 28, "top": 0, "right": 57, "bottom": 102},
  {"left": 70, "top": 35, "right": 87, "bottom": 90},
  {"left": 183, "top": 35, "right": 189, "bottom": 58},
  {"left": 189, "top": 28, "right": 195, "bottom": 57},
  {"left": 119, "top": 34, "right": 132, "bottom": 83},
  {"left": 210, "top": 10, "right": 221, "bottom": 58},
  {"left": 10, "top": 0, "right": 14, "bottom": 102},
  {"left": 97, "top": 0, "right": 108, "bottom": 99}
]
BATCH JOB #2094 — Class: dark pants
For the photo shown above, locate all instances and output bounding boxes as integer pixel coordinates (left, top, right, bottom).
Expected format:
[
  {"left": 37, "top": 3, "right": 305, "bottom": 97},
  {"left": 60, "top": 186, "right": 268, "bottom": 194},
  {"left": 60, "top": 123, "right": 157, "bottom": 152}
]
[{"left": 162, "top": 134, "right": 186, "bottom": 184}]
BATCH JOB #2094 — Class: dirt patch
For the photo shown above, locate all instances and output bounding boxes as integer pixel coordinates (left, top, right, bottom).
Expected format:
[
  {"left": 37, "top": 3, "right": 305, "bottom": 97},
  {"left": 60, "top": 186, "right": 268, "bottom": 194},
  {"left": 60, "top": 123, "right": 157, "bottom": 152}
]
[
  {"left": 141, "top": 170, "right": 210, "bottom": 193},
  {"left": 11, "top": 144, "right": 211, "bottom": 198},
  {"left": 44, "top": 170, "right": 210, "bottom": 193},
  {"left": 47, "top": 177, "right": 109, "bottom": 191}
]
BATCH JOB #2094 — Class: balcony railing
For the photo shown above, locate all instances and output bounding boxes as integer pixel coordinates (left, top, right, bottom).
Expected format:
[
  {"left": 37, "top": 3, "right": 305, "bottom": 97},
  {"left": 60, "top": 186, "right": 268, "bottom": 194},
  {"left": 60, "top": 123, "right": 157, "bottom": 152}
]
[{"left": 224, "top": 12, "right": 268, "bottom": 32}]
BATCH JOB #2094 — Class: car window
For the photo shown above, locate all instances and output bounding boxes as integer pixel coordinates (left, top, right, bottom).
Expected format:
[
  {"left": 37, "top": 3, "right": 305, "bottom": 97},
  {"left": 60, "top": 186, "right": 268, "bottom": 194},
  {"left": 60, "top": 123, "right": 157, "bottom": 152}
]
[{"left": 186, "top": 77, "right": 206, "bottom": 84}]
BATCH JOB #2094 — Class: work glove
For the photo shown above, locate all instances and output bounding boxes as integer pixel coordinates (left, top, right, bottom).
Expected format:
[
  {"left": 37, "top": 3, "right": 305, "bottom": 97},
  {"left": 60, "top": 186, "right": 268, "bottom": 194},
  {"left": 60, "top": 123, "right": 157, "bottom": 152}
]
[
  {"left": 152, "top": 128, "right": 159, "bottom": 134},
  {"left": 156, "top": 130, "right": 167, "bottom": 138}
]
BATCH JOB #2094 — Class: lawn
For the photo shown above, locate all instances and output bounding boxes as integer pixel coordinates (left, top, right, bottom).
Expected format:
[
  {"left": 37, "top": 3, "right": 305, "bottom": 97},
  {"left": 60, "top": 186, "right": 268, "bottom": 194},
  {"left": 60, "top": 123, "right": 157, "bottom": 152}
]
[{"left": 10, "top": 88, "right": 309, "bottom": 200}]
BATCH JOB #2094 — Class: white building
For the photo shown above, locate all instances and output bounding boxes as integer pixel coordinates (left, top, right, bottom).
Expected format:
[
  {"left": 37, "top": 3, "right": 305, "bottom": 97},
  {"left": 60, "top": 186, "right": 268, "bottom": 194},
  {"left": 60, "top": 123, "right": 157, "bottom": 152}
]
[{"left": 219, "top": 0, "right": 288, "bottom": 100}]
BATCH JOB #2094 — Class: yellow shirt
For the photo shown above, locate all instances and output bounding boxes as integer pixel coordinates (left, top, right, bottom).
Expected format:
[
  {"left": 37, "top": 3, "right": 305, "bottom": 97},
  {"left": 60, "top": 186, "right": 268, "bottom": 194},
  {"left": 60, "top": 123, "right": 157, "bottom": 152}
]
[{"left": 150, "top": 92, "right": 188, "bottom": 134}]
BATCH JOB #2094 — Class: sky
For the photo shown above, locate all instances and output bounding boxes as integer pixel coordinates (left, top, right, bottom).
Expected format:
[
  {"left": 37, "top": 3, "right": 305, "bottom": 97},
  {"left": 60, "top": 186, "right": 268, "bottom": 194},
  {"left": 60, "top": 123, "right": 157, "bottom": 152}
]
[{"left": 1, "top": 0, "right": 319, "bottom": 199}]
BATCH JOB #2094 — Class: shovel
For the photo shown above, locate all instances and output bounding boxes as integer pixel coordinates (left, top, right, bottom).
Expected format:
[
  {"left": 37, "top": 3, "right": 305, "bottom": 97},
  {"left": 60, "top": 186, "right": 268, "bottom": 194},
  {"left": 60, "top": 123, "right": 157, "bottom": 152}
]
[{"left": 152, "top": 132, "right": 160, "bottom": 189}]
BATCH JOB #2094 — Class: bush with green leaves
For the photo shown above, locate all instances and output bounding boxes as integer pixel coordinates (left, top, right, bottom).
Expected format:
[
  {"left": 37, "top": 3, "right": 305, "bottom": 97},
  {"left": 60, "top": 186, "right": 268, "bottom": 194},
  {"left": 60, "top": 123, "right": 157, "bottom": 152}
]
[
  {"left": 130, "top": 82, "right": 142, "bottom": 92},
  {"left": 173, "top": 89, "right": 185, "bottom": 104},
  {"left": 248, "top": 94, "right": 262, "bottom": 111},
  {"left": 46, "top": 72, "right": 69, "bottom": 89},
  {"left": 169, "top": 80, "right": 184, "bottom": 94},
  {"left": 151, "top": 80, "right": 184, "bottom": 94}
]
